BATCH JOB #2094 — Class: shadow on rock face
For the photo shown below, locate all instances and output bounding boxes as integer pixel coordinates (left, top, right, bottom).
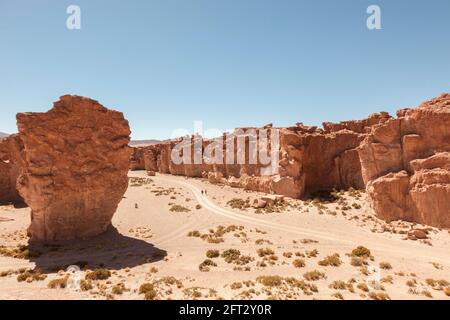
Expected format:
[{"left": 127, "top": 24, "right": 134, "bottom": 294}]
[{"left": 27, "top": 225, "right": 167, "bottom": 273}]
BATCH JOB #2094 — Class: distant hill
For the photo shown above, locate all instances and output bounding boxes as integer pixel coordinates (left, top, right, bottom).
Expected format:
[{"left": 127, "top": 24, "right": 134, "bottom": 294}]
[
  {"left": 0, "top": 132, "right": 9, "bottom": 139},
  {"left": 130, "top": 139, "right": 162, "bottom": 147}
]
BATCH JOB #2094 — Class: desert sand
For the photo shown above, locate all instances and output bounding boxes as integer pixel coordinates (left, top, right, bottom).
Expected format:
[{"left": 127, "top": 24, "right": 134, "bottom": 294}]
[{"left": 1, "top": 171, "right": 449, "bottom": 300}]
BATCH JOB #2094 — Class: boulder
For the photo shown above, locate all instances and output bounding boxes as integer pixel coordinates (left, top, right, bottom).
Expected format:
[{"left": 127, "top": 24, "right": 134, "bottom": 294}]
[
  {"left": 252, "top": 199, "right": 267, "bottom": 209},
  {"left": 16, "top": 95, "right": 132, "bottom": 242}
]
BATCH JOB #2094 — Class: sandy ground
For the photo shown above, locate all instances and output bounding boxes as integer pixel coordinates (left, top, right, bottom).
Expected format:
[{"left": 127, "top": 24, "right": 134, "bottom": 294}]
[{"left": 0, "top": 171, "right": 449, "bottom": 300}]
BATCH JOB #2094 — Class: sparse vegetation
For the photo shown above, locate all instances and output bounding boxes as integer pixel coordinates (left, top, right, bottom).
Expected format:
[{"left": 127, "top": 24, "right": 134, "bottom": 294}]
[
  {"left": 47, "top": 276, "right": 68, "bottom": 289},
  {"left": 257, "top": 248, "right": 274, "bottom": 258},
  {"left": 0, "top": 245, "right": 42, "bottom": 259},
  {"left": 318, "top": 253, "right": 342, "bottom": 267},
  {"left": 199, "top": 259, "right": 217, "bottom": 272},
  {"left": 129, "top": 177, "right": 153, "bottom": 187},
  {"left": 303, "top": 270, "right": 326, "bottom": 281},
  {"left": 256, "top": 275, "right": 283, "bottom": 287},
  {"left": 80, "top": 279, "right": 93, "bottom": 291},
  {"left": 16, "top": 268, "right": 46, "bottom": 283},
  {"left": 368, "top": 291, "right": 390, "bottom": 300},
  {"left": 112, "top": 283, "right": 127, "bottom": 295},
  {"left": 227, "top": 198, "right": 249, "bottom": 210},
  {"left": 350, "top": 246, "right": 371, "bottom": 258},
  {"left": 221, "top": 249, "right": 253, "bottom": 265},
  {"left": 170, "top": 205, "right": 190, "bottom": 213},
  {"left": 206, "top": 249, "right": 220, "bottom": 258},
  {"left": 379, "top": 262, "right": 392, "bottom": 270},
  {"left": 357, "top": 282, "right": 369, "bottom": 292},
  {"left": 85, "top": 268, "right": 111, "bottom": 281},
  {"left": 293, "top": 259, "right": 306, "bottom": 268}
]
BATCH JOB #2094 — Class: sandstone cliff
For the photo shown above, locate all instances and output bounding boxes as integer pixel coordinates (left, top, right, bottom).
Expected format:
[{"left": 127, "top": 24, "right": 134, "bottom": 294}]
[{"left": 358, "top": 94, "right": 450, "bottom": 228}]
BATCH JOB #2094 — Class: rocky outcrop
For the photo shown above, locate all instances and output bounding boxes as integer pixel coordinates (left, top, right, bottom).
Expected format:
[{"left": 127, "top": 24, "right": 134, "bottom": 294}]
[
  {"left": 131, "top": 113, "right": 390, "bottom": 199},
  {"left": 16, "top": 95, "right": 132, "bottom": 241},
  {"left": 0, "top": 135, "right": 25, "bottom": 205},
  {"left": 359, "top": 94, "right": 450, "bottom": 228}
]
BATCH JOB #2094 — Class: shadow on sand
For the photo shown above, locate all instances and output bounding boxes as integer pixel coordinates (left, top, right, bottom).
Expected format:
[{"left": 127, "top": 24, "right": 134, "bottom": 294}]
[{"left": 27, "top": 226, "right": 167, "bottom": 273}]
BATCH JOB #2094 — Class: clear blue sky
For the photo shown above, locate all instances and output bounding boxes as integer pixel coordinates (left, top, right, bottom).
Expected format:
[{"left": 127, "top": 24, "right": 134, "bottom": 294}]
[{"left": 1, "top": 0, "right": 449, "bottom": 140}]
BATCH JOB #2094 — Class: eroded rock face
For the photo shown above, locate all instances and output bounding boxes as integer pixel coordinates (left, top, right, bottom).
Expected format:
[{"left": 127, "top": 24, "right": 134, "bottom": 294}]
[
  {"left": 359, "top": 94, "right": 450, "bottom": 228},
  {"left": 0, "top": 135, "right": 25, "bottom": 205},
  {"left": 133, "top": 114, "right": 389, "bottom": 199},
  {"left": 16, "top": 95, "right": 132, "bottom": 241}
]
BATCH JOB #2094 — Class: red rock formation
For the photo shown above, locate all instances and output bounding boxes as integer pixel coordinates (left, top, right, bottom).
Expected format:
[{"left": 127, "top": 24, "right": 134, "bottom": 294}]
[
  {"left": 359, "top": 94, "right": 450, "bottom": 228},
  {"left": 0, "top": 135, "right": 25, "bottom": 204},
  {"left": 136, "top": 113, "right": 390, "bottom": 199},
  {"left": 16, "top": 95, "right": 132, "bottom": 241},
  {"left": 130, "top": 147, "right": 146, "bottom": 170}
]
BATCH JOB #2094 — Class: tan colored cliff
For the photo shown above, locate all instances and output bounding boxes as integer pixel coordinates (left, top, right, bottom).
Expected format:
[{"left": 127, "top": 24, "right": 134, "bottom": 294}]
[{"left": 358, "top": 93, "right": 450, "bottom": 228}]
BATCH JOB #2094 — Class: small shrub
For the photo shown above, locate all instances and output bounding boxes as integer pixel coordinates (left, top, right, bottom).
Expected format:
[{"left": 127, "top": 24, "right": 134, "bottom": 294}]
[
  {"left": 80, "top": 279, "right": 93, "bottom": 291},
  {"left": 221, "top": 249, "right": 241, "bottom": 264},
  {"left": 293, "top": 259, "right": 306, "bottom": 268},
  {"left": 256, "top": 276, "right": 283, "bottom": 287},
  {"left": 199, "top": 259, "right": 217, "bottom": 272},
  {"left": 368, "top": 291, "right": 390, "bottom": 300},
  {"left": 329, "top": 280, "right": 347, "bottom": 290},
  {"left": 306, "top": 249, "right": 319, "bottom": 258},
  {"left": 350, "top": 246, "right": 371, "bottom": 258},
  {"left": 357, "top": 282, "right": 369, "bottom": 292},
  {"left": 48, "top": 276, "right": 68, "bottom": 289},
  {"left": 332, "top": 292, "right": 344, "bottom": 300},
  {"left": 112, "top": 283, "right": 126, "bottom": 295},
  {"left": 318, "top": 254, "right": 342, "bottom": 267},
  {"left": 139, "top": 283, "right": 155, "bottom": 295},
  {"left": 187, "top": 230, "right": 201, "bottom": 237},
  {"left": 379, "top": 262, "right": 392, "bottom": 270},
  {"left": 85, "top": 268, "right": 111, "bottom": 281},
  {"left": 144, "top": 290, "right": 157, "bottom": 300},
  {"left": 170, "top": 205, "right": 190, "bottom": 213},
  {"left": 303, "top": 270, "right": 326, "bottom": 281},
  {"left": 257, "top": 248, "right": 275, "bottom": 257},
  {"left": 206, "top": 250, "right": 220, "bottom": 258}
]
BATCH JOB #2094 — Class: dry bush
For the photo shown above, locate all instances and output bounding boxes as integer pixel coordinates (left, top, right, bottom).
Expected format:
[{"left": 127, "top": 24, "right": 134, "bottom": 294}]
[
  {"left": 16, "top": 268, "right": 46, "bottom": 283},
  {"left": 199, "top": 259, "right": 217, "bottom": 272},
  {"left": 293, "top": 259, "right": 306, "bottom": 268},
  {"left": 48, "top": 276, "right": 68, "bottom": 289},
  {"left": 318, "top": 254, "right": 342, "bottom": 267},
  {"left": 85, "top": 268, "right": 111, "bottom": 281},
  {"left": 257, "top": 248, "right": 274, "bottom": 257},
  {"left": 0, "top": 245, "right": 42, "bottom": 259},
  {"left": 303, "top": 270, "right": 326, "bottom": 281},
  {"left": 206, "top": 249, "right": 220, "bottom": 258},
  {"left": 350, "top": 246, "right": 371, "bottom": 258},
  {"left": 357, "top": 282, "right": 369, "bottom": 292},
  {"left": 368, "top": 291, "right": 390, "bottom": 300},
  {"left": 379, "top": 262, "right": 392, "bottom": 270},
  {"left": 80, "top": 279, "right": 93, "bottom": 291},
  {"left": 256, "top": 276, "right": 283, "bottom": 287},
  {"left": 170, "top": 205, "right": 190, "bottom": 213}
]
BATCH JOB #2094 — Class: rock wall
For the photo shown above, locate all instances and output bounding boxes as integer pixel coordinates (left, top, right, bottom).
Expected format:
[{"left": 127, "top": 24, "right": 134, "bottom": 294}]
[
  {"left": 358, "top": 94, "right": 450, "bottom": 228},
  {"left": 0, "top": 135, "right": 25, "bottom": 205},
  {"left": 131, "top": 114, "right": 390, "bottom": 199},
  {"left": 16, "top": 95, "right": 132, "bottom": 241}
]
